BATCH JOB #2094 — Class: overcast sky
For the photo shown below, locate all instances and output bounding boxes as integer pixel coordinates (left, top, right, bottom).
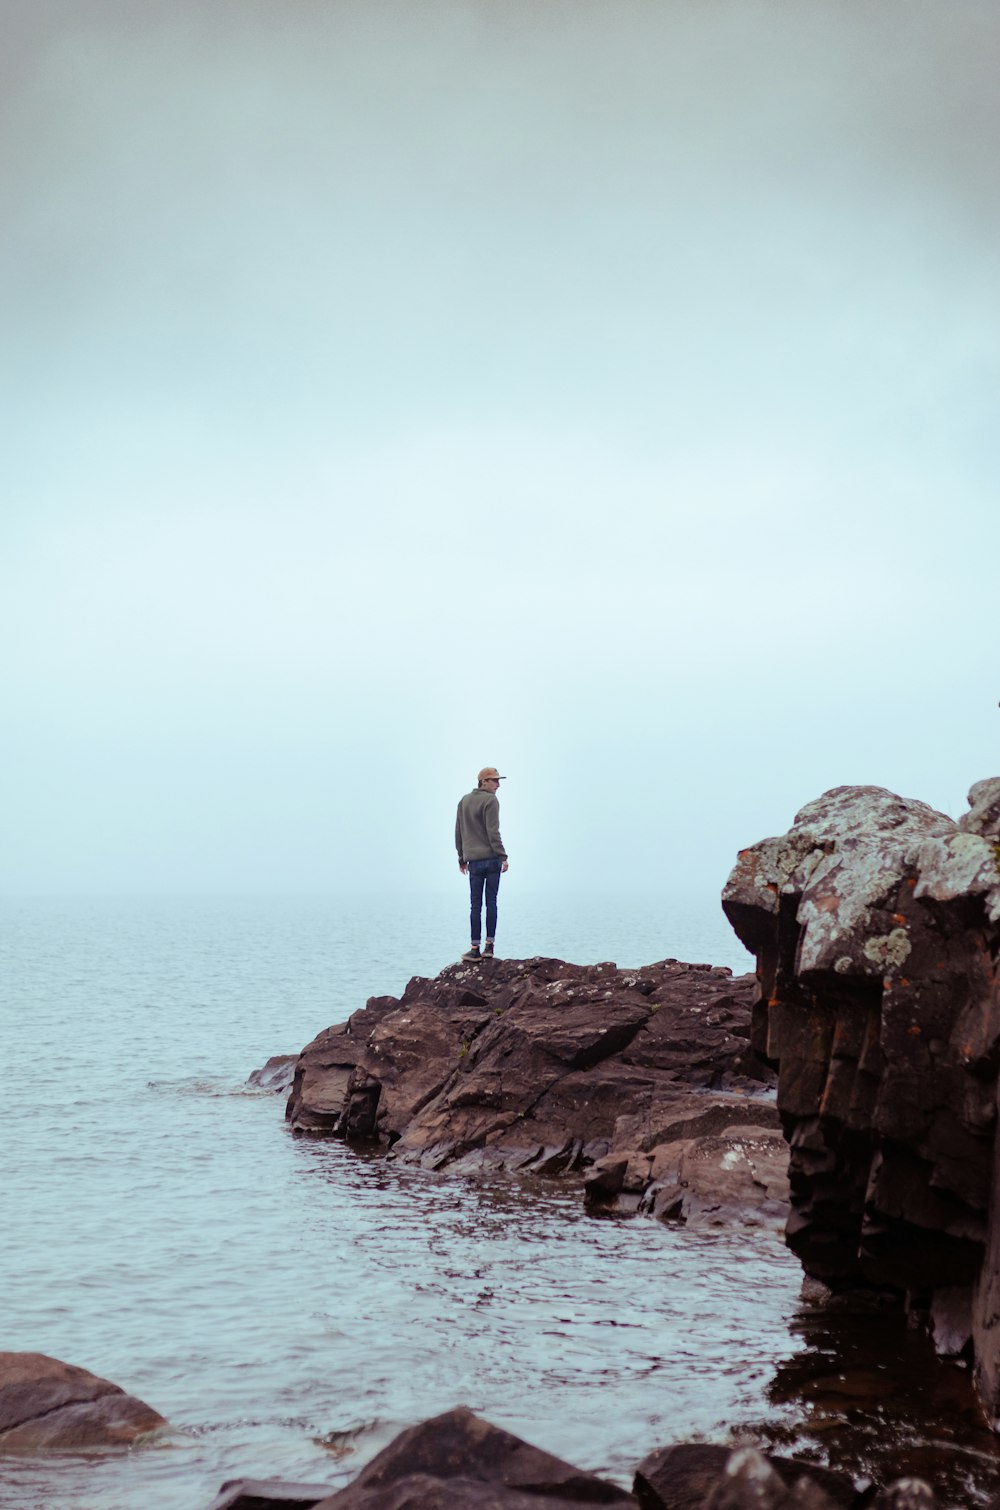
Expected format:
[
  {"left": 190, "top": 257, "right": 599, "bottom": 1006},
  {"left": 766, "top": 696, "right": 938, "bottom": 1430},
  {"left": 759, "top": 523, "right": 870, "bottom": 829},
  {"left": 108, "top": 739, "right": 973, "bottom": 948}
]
[{"left": 2, "top": 0, "right": 998, "bottom": 898}]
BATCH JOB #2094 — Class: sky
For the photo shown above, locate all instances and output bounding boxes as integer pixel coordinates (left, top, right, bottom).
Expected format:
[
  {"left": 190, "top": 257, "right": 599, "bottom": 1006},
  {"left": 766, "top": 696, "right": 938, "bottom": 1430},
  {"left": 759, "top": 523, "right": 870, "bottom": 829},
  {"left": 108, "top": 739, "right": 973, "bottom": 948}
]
[{"left": 2, "top": 0, "right": 998, "bottom": 898}]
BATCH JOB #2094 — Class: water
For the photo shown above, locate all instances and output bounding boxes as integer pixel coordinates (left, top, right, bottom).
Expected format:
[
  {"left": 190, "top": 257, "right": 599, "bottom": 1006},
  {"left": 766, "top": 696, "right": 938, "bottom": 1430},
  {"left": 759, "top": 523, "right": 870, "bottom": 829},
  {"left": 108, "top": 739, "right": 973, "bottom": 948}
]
[{"left": 2, "top": 892, "right": 997, "bottom": 1508}]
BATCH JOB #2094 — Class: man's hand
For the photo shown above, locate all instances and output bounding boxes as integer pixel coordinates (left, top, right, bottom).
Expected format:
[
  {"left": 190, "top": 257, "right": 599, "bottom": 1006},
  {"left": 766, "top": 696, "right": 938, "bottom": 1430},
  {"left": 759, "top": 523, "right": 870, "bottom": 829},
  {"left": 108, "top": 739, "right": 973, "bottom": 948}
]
[
  {"left": 459, "top": 861, "right": 468, "bottom": 874},
  {"left": 501, "top": 861, "right": 509, "bottom": 873}
]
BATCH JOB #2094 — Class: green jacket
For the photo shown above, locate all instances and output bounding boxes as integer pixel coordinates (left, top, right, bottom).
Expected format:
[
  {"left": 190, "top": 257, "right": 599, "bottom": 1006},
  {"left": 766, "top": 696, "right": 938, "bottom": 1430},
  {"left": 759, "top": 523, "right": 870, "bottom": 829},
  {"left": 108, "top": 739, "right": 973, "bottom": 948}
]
[{"left": 455, "top": 788, "right": 507, "bottom": 863}]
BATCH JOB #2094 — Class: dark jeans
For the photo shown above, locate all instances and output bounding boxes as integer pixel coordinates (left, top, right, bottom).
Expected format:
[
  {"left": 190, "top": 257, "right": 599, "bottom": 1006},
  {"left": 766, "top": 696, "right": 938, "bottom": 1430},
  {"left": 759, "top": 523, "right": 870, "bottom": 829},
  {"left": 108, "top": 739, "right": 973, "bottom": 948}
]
[{"left": 468, "top": 857, "right": 502, "bottom": 942}]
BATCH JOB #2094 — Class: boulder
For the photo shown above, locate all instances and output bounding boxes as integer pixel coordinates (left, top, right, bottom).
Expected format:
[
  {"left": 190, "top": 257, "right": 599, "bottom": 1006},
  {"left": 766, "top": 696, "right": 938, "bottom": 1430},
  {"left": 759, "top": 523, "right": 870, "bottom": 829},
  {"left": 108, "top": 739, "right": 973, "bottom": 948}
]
[
  {"left": 285, "top": 958, "right": 785, "bottom": 1227},
  {"left": 310, "top": 1406, "right": 635, "bottom": 1507},
  {"left": 0, "top": 1351, "right": 167, "bottom": 1452},
  {"left": 722, "top": 779, "right": 1000, "bottom": 1423},
  {"left": 585, "top": 1112, "right": 788, "bottom": 1227},
  {"left": 633, "top": 1442, "right": 857, "bottom": 1509},
  {"left": 700, "top": 1448, "right": 846, "bottom": 1510}
]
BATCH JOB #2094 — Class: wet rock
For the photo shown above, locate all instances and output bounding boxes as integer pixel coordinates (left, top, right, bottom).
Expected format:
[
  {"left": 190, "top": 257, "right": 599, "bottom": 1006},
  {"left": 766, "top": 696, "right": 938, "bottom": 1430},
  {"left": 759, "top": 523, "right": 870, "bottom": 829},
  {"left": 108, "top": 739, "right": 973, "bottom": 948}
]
[
  {"left": 311, "top": 1406, "right": 635, "bottom": 1507},
  {"left": 872, "top": 1482, "right": 937, "bottom": 1510},
  {"left": 618, "top": 1121, "right": 790, "bottom": 1228},
  {"left": 248, "top": 1055, "right": 299, "bottom": 1093},
  {"left": 208, "top": 1480, "right": 335, "bottom": 1510},
  {"left": 633, "top": 1442, "right": 857, "bottom": 1510},
  {"left": 318, "top": 1482, "right": 615, "bottom": 1509},
  {"left": 285, "top": 958, "right": 783, "bottom": 1227},
  {"left": 928, "top": 1285, "right": 973, "bottom": 1358},
  {"left": 703, "top": 1448, "right": 844, "bottom": 1509},
  {"left": 203, "top": 1418, "right": 950, "bottom": 1510},
  {"left": 0, "top": 1351, "right": 167, "bottom": 1452},
  {"left": 722, "top": 779, "right": 1000, "bottom": 1423}
]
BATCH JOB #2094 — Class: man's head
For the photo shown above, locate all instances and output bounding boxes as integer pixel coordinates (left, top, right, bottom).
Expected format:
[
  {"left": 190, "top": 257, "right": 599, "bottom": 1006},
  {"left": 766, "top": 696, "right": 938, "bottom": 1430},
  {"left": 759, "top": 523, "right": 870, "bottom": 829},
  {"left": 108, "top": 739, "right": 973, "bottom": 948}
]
[{"left": 477, "top": 766, "right": 506, "bottom": 790}]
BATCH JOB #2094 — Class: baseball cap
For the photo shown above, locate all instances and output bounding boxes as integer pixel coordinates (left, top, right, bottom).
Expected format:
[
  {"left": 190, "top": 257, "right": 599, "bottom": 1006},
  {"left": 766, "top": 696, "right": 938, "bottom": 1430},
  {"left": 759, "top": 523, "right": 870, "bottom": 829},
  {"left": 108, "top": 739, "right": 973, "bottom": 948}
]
[{"left": 478, "top": 767, "right": 506, "bottom": 782}]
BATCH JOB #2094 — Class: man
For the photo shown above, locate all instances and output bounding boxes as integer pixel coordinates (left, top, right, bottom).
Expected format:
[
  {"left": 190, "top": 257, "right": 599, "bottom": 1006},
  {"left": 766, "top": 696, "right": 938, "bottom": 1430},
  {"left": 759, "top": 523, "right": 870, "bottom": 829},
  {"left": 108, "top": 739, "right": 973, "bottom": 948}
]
[{"left": 455, "top": 766, "right": 509, "bottom": 961}]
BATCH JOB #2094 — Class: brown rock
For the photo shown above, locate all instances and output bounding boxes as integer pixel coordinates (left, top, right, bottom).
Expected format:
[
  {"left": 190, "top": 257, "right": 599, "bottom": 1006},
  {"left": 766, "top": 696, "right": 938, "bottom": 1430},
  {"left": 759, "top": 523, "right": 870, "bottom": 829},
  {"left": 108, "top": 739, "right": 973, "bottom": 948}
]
[
  {"left": 0, "top": 1351, "right": 167, "bottom": 1452},
  {"left": 703, "top": 1448, "right": 844, "bottom": 1510},
  {"left": 633, "top": 1442, "right": 857, "bottom": 1510},
  {"left": 311, "top": 1406, "right": 635, "bottom": 1507},
  {"left": 284, "top": 957, "right": 782, "bottom": 1227},
  {"left": 640, "top": 1124, "right": 789, "bottom": 1227},
  {"left": 318, "top": 1479, "right": 606, "bottom": 1509}
]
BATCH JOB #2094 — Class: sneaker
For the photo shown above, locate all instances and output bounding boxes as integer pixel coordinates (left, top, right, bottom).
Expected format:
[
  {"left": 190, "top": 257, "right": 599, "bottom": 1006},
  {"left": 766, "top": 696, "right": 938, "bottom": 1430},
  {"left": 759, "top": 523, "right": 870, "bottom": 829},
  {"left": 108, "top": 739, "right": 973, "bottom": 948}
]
[
  {"left": 461, "top": 945, "right": 482, "bottom": 962},
  {"left": 482, "top": 942, "right": 496, "bottom": 959}
]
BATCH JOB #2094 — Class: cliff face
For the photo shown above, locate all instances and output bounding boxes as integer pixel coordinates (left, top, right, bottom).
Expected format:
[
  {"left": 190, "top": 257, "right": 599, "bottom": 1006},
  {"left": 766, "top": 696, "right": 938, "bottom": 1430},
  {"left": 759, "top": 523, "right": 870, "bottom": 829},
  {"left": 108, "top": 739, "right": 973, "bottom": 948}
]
[{"left": 722, "top": 779, "right": 1000, "bottom": 1419}]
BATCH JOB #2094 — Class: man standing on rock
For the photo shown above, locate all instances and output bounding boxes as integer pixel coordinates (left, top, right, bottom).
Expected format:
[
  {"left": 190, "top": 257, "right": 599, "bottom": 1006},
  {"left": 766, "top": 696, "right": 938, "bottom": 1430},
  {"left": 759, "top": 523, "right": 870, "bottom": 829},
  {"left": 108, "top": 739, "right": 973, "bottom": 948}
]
[{"left": 455, "top": 767, "right": 509, "bottom": 962}]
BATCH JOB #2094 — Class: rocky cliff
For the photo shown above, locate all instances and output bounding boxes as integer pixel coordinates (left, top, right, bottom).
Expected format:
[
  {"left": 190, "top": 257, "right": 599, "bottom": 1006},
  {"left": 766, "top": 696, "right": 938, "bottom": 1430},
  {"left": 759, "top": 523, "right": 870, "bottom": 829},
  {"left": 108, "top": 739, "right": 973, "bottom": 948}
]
[
  {"left": 722, "top": 778, "right": 1000, "bottom": 1422},
  {"left": 284, "top": 955, "right": 789, "bottom": 1227}
]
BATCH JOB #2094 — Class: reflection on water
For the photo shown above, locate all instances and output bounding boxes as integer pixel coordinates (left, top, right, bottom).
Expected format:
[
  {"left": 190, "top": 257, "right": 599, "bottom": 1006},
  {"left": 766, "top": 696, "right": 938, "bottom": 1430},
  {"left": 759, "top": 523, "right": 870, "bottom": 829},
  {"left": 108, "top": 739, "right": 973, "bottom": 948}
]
[
  {"left": 760, "top": 1298, "right": 1000, "bottom": 1505},
  {"left": 4, "top": 896, "right": 1000, "bottom": 1508}
]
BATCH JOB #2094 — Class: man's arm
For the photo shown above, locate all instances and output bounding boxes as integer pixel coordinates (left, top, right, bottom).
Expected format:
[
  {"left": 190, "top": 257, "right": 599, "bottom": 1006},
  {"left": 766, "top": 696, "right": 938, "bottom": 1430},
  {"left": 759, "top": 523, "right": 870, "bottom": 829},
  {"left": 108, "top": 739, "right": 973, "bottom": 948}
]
[
  {"left": 483, "top": 795, "right": 507, "bottom": 862},
  {"left": 456, "top": 802, "right": 467, "bottom": 873}
]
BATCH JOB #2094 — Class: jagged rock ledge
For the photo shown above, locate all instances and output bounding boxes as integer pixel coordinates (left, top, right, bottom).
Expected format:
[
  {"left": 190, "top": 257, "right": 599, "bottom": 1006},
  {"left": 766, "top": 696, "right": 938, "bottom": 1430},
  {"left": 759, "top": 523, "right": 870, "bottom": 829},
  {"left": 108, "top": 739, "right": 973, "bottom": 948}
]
[{"left": 282, "top": 955, "right": 790, "bottom": 1228}]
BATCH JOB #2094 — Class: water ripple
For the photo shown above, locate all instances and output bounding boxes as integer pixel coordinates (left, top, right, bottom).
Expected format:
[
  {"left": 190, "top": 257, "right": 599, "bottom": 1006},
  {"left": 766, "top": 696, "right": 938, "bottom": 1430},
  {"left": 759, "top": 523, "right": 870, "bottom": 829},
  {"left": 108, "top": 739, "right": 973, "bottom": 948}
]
[{"left": 7, "top": 895, "right": 993, "bottom": 1508}]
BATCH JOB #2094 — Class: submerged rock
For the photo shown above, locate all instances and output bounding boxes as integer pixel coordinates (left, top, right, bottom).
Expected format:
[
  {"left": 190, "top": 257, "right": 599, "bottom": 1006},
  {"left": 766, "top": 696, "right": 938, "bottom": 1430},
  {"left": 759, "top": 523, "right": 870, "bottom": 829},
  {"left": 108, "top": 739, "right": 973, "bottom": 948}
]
[
  {"left": 722, "top": 778, "right": 1000, "bottom": 1423},
  {"left": 285, "top": 956, "right": 787, "bottom": 1227},
  {"left": 0, "top": 1351, "right": 167, "bottom": 1452}
]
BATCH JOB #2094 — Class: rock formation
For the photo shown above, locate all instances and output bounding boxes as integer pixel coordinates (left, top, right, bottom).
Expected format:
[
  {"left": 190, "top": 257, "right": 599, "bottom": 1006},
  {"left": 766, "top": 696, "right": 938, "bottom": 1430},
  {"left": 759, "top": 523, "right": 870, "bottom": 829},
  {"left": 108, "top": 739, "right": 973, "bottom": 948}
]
[
  {"left": 209, "top": 1409, "right": 935, "bottom": 1509},
  {"left": 284, "top": 955, "right": 789, "bottom": 1227},
  {"left": 722, "top": 779, "right": 1000, "bottom": 1422},
  {"left": 633, "top": 1442, "right": 856, "bottom": 1509},
  {"left": 0, "top": 1352, "right": 167, "bottom": 1452},
  {"left": 312, "top": 1406, "right": 634, "bottom": 1507}
]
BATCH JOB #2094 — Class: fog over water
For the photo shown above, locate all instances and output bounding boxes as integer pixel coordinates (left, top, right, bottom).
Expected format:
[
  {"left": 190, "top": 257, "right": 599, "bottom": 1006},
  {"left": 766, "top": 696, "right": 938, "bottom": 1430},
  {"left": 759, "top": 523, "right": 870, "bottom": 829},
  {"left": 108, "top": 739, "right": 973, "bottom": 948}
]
[{"left": 2, "top": 0, "right": 998, "bottom": 900}]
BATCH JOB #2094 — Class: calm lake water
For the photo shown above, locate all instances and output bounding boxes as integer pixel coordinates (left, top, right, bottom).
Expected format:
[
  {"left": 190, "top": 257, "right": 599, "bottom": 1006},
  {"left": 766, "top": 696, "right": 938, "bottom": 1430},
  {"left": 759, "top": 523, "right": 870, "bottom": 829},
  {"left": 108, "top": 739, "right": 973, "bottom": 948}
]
[{"left": 3, "top": 892, "right": 998, "bottom": 1508}]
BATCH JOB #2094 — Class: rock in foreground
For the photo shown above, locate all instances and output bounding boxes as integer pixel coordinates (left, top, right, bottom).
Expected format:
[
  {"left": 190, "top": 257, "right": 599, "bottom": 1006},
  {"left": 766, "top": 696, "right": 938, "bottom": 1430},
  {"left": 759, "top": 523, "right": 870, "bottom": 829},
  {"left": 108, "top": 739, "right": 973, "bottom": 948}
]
[
  {"left": 312, "top": 1406, "right": 634, "bottom": 1507},
  {"left": 634, "top": 1442, "right": 856, "bottom": 1509},
  {"left": 285, "top": 956, "right": 788, "bottom": 1226},
  {"left": 210, "top": 1410, "right": 939, "bottom": 1508},
  {"left": 0, "top": 1352, "right": 167, "bottom": 1452}
]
